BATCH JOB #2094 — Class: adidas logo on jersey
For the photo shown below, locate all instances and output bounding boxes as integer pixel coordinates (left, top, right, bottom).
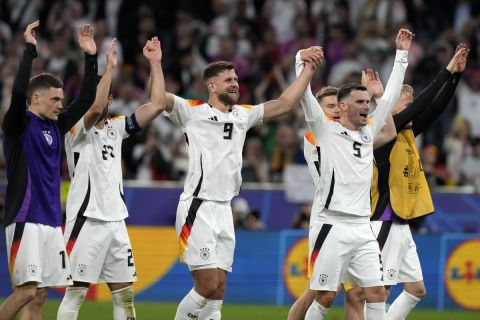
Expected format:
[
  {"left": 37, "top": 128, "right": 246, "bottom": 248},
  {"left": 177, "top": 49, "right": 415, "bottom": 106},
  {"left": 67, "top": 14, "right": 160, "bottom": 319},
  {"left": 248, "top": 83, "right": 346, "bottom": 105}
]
[
  {"left": 208, "top": 116, "right": 218, "bottom": 122},
  {"left": 340, "top": 131, "right": 349, "bottom": 137}
]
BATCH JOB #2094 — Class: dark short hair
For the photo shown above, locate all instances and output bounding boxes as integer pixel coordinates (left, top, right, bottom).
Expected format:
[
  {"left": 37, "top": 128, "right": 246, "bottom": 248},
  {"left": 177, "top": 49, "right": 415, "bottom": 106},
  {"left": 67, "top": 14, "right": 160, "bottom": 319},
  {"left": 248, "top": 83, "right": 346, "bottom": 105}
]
[
  {"left": 27, "top": 73, "right": 63, "bottom": 104},
  {"left": 315, "top": 86, "right": 339, "bottom": 102},
  {"left": 202, "top": 61, "right": 235, "bottom": 82},
  {"left": 337, "top": 83, "right": 367, "bottom": 102}
]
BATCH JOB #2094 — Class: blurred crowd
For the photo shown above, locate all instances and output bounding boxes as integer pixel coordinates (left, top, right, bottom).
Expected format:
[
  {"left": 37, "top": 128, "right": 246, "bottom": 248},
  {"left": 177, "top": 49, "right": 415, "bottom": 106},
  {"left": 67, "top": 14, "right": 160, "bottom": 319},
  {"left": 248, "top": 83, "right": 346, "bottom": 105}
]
[{"left": 0, "top": 0, "right": 480, "bottom": 190}]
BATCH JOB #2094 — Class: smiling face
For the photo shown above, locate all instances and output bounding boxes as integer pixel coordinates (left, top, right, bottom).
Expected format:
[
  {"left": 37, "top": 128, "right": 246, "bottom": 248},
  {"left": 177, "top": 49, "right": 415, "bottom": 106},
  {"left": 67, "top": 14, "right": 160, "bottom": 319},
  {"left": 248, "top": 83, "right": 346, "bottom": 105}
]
[
  {"left": 340, "top": 89, "right": 370, "bottom": 129},
  {"left": 31, "top": 87, "right": 64, "bottom": 121},
  {"left": 209, "top": 69, "right": 240, "bottom": 106}
]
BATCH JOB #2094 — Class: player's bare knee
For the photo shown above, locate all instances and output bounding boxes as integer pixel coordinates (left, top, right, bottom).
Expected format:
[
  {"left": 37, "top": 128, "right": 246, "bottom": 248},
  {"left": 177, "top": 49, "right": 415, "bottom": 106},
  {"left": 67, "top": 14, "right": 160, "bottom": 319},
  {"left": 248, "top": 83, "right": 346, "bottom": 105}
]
[
  {"left": 14, "top": 286, "right": 37, "bottom": 306},
  {"left": 406, "top": 285, "right": 426, "bottom": 298},
  {"left": 346, "top": 288, "right": 365, "bottom": 303},
  {"left": 33, "top": 288, "right": 48, "bottom": 305},
  {"left": 196, "top": 282, "right": 218, "bottom": 299},
  {"left": 363, "top": 286, "right": 386, "bottom": 303},
  {"left": 315, "top": 291, "right": 336, "bottom": 308}
]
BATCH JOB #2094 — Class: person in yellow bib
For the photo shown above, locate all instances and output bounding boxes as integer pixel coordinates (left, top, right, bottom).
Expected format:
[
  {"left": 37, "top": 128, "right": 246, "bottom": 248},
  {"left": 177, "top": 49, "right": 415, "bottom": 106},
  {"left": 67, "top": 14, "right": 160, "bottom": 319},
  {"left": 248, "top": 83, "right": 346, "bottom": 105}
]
[{"left": 346, "top": 43, "right": 469, "bottom": 320}]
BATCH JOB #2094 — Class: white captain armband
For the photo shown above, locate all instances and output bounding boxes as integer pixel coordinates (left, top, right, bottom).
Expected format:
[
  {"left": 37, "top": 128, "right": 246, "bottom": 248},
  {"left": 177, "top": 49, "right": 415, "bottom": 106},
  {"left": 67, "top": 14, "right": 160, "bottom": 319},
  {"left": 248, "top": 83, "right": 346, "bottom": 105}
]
[{"left": 125, "top": 113, "right": 141, "bottom": 134}]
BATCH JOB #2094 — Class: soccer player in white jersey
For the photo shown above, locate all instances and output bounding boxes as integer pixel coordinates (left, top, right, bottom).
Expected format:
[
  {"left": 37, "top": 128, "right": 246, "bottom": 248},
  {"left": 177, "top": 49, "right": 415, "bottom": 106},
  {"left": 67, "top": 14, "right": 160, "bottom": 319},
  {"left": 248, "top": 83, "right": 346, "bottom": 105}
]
[
  {"left": 295, "top": 29, "right": 413, "bottom": 320},
  {"left": 289, "top": 73, "right": 397, "bottom": 320},
  {"left": 57, "top": 36, "right": 166, "bottom": 320},
  {"left": 160, "top": 47, "right": 323, "bottom": 319}
]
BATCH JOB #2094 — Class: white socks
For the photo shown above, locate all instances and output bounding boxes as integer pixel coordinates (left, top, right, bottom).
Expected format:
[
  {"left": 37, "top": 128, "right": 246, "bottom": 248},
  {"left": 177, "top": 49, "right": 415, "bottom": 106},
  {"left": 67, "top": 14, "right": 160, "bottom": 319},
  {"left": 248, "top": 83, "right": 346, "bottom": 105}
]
[
  {"left": 366, "top": 302, "right": 386, "bottom": 320},
  {"left": 57, "top": 287, "right": 88, "bottom": 320},
  {"left": 198, "top": 299, "right": 223, "bottom": 320},
  {"left": 111, "top": 285, "right": 136, "bottom": 320},
  {"left": 304, "top": 300, "right": 329, "bottom": 320},
  {"left": 174, "top": 289, "right": 208, "bottom": 320},
  {"left": 387, "top": 290, "right": 421, "bottom": 320}
]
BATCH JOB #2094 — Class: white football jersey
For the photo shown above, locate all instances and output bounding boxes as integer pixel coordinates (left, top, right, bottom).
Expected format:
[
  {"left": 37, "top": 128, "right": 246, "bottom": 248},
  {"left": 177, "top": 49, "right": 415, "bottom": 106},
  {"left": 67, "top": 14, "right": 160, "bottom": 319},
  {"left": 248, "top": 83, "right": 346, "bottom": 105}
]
[
  {"left": 163, "top": 96, "right": 264, "bottom": 201},
  {"left": 65, "top": 116, "right": 131, "bottom": 221},
  {"left": 296, "top": 49, "right": 408, "bottom": 219},
  {"left": 303, "top": 131, "right": 322, "bottom": 228}
]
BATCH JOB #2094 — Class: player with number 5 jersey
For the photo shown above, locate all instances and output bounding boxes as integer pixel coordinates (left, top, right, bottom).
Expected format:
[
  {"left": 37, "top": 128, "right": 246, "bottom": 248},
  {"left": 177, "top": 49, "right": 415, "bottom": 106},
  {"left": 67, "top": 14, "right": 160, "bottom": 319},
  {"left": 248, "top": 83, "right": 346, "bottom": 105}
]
[
  {"left": 58, "top": 37, "right": 166, "bottom": 320},
  {"left": 296, "top": 29, "right": 413, "bottom": 320}
]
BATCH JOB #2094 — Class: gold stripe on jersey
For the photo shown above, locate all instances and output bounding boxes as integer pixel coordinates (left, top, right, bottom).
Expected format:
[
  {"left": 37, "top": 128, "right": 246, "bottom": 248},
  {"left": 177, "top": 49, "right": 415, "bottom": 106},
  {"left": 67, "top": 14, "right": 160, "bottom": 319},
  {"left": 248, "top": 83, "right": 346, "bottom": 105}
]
[
  {"left": 367, "top": 116, "right": 373, "bottom": 125},
  {"left": 371, "top": 129, "right": 434, "bottom": 219},
  {"left": 107, "top": 115, "right": 125, "bottom": 120},
  {"left": 187, "top": 99, "right": 204, "bottom": 107},
  {"left": 239, "top": 104, "right": 252, "bottom": 109},
  {"left": 305, "top": 131, "right": 316, "bottom": 145},
  {"left": 69, "top": 126, "right": 76, "bottom": 136}
]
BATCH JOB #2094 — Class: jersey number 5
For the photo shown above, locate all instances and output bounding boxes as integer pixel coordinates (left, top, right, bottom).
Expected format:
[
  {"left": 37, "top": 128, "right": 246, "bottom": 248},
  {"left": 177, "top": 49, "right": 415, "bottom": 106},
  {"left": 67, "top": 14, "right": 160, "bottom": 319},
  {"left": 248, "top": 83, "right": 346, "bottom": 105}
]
[
  {"left": 223, "top": 123, "right": 233, "bottom": 140},
  {"left": 353, "top": 141, "right": 362, "bottom": 158},
  {"left": 102, "top": 145, "right": 115, "bottom": 160}
]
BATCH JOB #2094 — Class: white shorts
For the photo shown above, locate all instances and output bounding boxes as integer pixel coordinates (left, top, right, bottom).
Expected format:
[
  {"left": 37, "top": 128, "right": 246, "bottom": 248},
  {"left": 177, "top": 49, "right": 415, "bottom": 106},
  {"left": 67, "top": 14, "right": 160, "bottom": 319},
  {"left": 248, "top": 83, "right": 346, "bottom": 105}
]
[
  {"left": 6, "top": 222, "right": 73, "bottom": 288},
  {"left": 371, "top": 221, "right": 423, "bottom": 286},
  {"left": 308, "top": 219, "right": 383, "bottom": 291},
  {"left": 175, "top": 197, "right": 235, "bottom": 272},
  {"left": 64, "top": 217, "right": 137, "bottom": 284}
]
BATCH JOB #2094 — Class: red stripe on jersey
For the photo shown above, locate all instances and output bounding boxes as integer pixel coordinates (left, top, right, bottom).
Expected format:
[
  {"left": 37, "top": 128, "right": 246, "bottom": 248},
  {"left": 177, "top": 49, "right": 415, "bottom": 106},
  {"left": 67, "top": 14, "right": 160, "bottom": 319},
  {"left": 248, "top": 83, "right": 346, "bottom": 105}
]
[
  {"left": 178, "top": 224, "right": 193, "bottom": 261},
  {"left": 305, "top": 131, "right": 316, "bottom": 145},
  {"left": 107, "top": 115, "right": 125, "bottom": 120},
  {"left": 308, "top": 248, "right": 319, "bottom": 279},
  {"left": 187, "top": 100, "right": 204, "bottom": 107},
  {"left": 9, "top": 239, "right": 21, "bottom": 276},
  {"left": 66, "top": 239, "right": 76, "bottom": 256}
]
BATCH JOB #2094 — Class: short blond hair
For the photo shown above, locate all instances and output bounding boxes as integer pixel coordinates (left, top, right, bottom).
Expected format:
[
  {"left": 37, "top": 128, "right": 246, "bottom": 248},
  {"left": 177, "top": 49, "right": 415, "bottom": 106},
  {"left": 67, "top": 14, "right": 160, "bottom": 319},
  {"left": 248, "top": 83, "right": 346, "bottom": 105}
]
[
  {"left": 315, "top": 86, "right": 339, "bottom": 102},
  {"left": 401, "top": 84, "right": 414, "bottom": 94}
]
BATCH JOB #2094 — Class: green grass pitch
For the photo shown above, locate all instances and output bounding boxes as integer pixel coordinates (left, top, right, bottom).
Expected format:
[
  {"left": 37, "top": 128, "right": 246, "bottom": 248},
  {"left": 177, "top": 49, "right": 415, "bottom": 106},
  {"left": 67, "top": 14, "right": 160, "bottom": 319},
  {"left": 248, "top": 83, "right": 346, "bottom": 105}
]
[{"left": 38, "top": 300, "right": 480, "bottom": 319}]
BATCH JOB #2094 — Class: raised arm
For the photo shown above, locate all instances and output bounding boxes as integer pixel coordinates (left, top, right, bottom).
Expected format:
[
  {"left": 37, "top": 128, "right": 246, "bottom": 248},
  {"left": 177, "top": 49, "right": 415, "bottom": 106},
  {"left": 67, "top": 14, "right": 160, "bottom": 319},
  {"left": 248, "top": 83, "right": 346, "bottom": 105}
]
[
  {"left": 361, "top": 68, "right": 397, "bottom": 148},
  {"left": 412, "top": 44, "right": 469, "bottom": 136},
  {"left": 57, "top": 24, "right": 98, "bottom": 134},
  {"left": 294, "top": 47, "right": 326, "bottom": 125},
  {"left": 2, "top": 20, "right": 39, "bottom": 136},
  {"left": 262, "top": 47, "right": 323, "bottom": 121},
  {"left": 134, "top": 36, "right": 166, "bottom": 128},
  {"left": 371, "top": 29, "right": 412, "bottom": 135},
  {"left": 82, "top": 38, "right": 118, "bottom": 131},
  {"left": 373, "top": 112, "right": 397, "bottom": 149}
]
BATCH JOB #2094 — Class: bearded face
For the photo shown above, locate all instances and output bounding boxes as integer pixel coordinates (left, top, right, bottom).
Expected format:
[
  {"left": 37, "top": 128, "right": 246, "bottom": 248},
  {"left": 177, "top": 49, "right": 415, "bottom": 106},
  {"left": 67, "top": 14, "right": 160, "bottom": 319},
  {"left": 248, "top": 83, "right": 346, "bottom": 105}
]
[
  {"left": 218, "top": 89, "right": 238, "bottom": 105},
  {"left": 210, "top": 69, "right": 240, "bottom": 106}
]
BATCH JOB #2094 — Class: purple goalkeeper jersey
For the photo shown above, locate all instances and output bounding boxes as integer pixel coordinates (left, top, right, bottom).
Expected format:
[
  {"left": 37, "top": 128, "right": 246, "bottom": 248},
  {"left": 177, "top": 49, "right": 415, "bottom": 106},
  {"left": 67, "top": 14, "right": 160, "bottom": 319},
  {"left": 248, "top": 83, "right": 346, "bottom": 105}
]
[
  {"left": 3, "top": 112, "right": 62, "bottom": 226},
  {"left": 2, "top": 43, "right": 97, "bottom": 227}
]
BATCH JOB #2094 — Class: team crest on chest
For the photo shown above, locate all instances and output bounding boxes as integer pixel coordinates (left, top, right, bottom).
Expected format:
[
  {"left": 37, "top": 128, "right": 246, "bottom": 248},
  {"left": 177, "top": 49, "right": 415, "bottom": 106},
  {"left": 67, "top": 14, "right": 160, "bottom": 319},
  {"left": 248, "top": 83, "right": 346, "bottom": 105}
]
[
  {"left": 107, "top": 128, "right": 117, "bottom": 140},
  {"left": 359, "top": 128, "right": 371, "bottom": 143},
  {"left": 231, "top": 108, "right": 240, "bottom": 119},
  {"left": 42, "top": 130, "right": 53, "bottom": 145}
]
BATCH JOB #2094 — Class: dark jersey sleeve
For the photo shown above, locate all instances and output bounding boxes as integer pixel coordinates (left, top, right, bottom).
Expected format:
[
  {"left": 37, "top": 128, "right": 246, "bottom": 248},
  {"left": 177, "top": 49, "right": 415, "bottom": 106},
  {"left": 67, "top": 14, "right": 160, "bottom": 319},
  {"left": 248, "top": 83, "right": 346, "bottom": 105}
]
[
  {"left": 393, "top": 68, "right": 452, "bottom": 132},
  {"left": 412, "top": 71, "right": 462, "bottom": 136},
  {"left": 57, "top": 53, "right": 98, "bottom": 134},
  {"left": 2, "top": 43, "right": 37, "bottom": 136}
]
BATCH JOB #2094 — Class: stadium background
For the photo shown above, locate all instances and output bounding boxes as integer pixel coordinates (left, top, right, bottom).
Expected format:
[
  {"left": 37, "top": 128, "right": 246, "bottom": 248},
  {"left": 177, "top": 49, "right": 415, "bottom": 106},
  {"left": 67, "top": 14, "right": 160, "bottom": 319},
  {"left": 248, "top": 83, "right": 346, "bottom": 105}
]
[{"left": 0, "top": 0, "right": 480, "bottom": 317}]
